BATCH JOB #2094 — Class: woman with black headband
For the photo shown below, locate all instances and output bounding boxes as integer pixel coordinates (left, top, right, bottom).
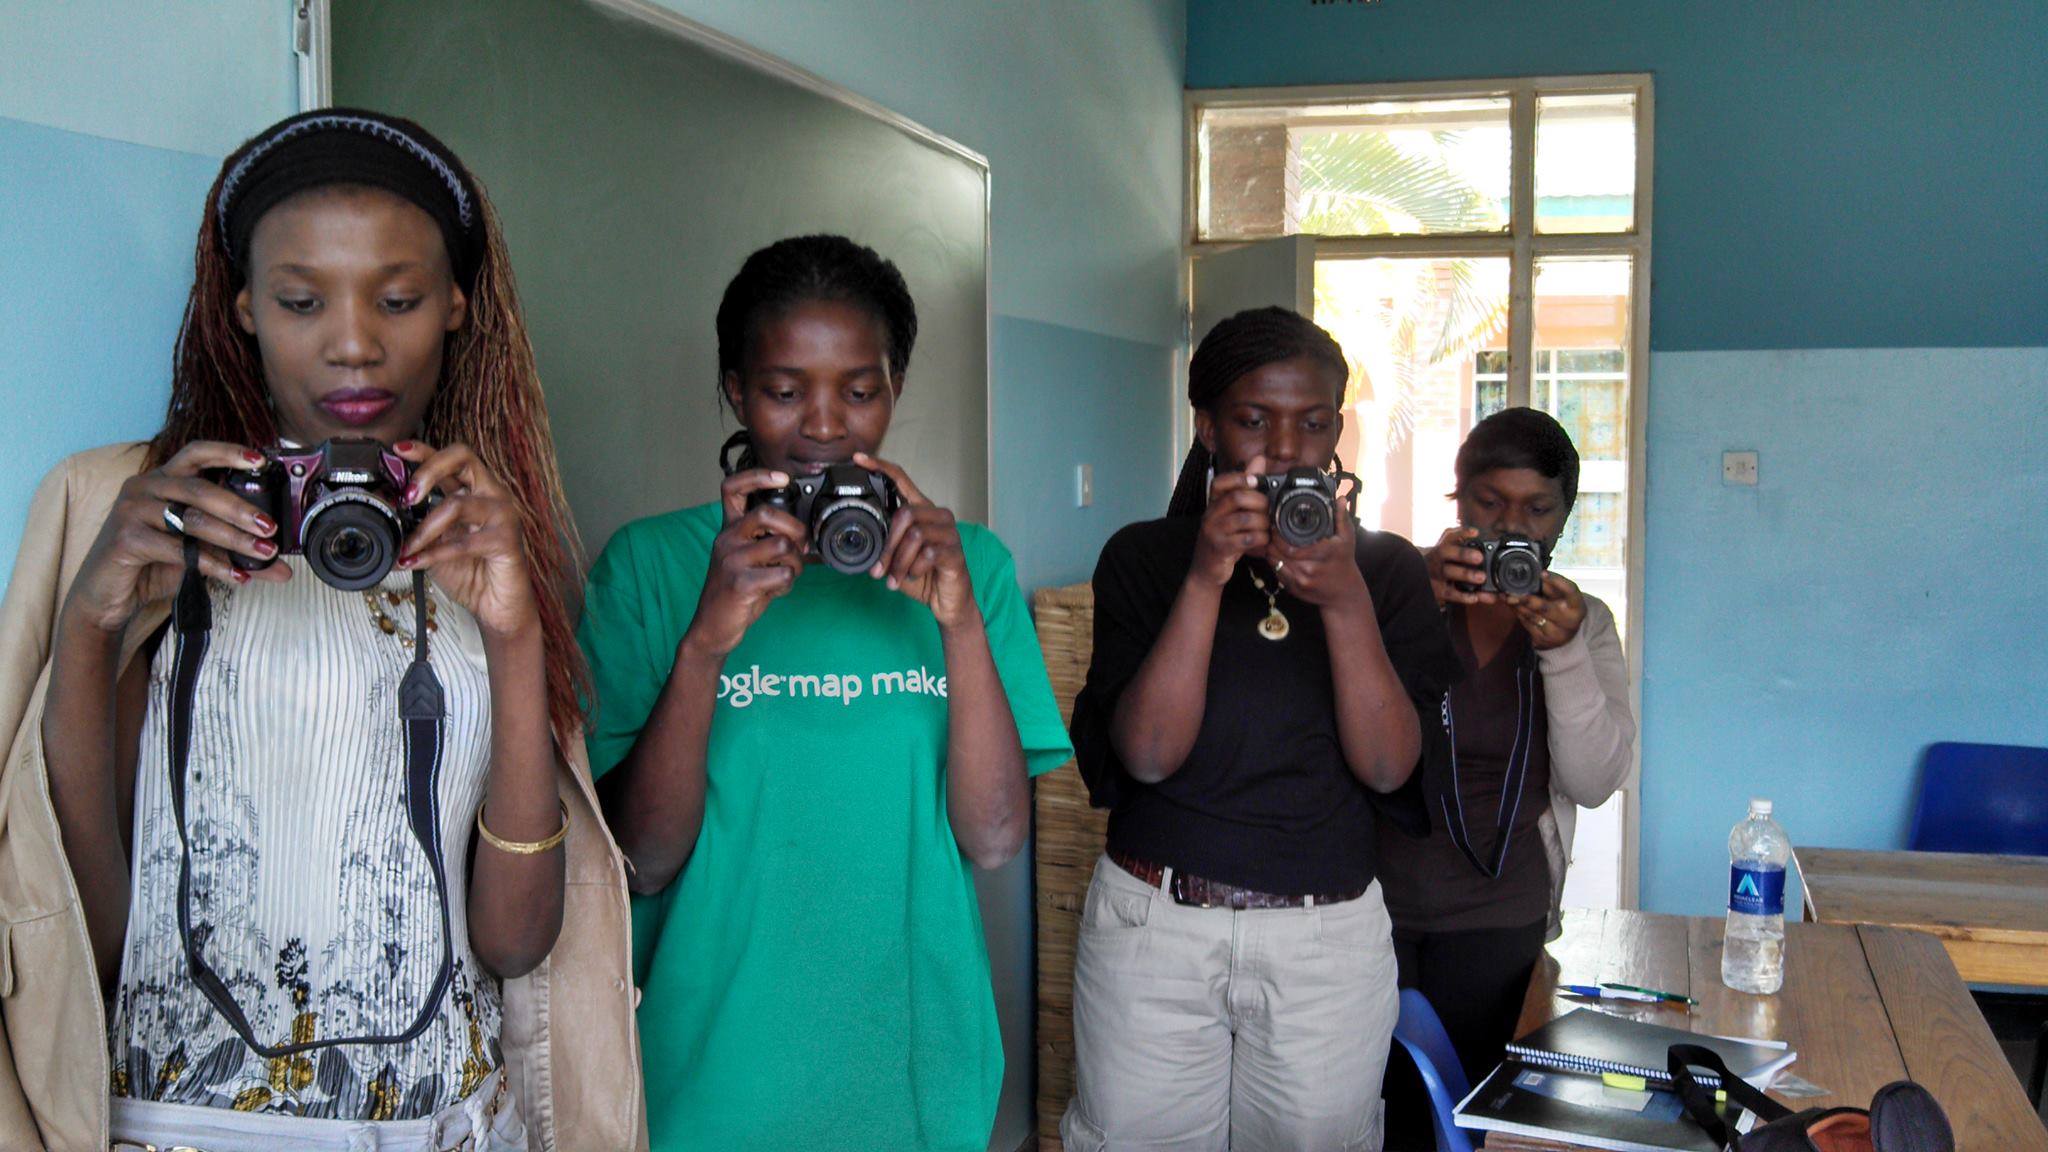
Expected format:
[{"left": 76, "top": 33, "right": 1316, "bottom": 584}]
[
  {"left": 1376, "top": 406, "right": 1637, "bottom": 1147},
  {"left": 0, "top": 110, "right": 638, "bottom": 1150},
  {"left": 1063, "top": 307, "right": 1457, "bottom": 1151}
]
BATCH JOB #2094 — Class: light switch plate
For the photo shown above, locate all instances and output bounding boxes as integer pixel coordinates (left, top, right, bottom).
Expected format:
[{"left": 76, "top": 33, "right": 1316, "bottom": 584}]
[
  {"left": 1076, "top": 463, "right": 1093, "bottom": 507},
  {"left": 1723, "top": 450, "right": 1759, "bottom": 486}
]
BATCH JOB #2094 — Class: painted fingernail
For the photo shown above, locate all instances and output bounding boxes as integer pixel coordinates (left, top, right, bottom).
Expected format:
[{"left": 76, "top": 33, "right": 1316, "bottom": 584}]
[
  {"left": 255, "top": 540, "right": 277, "bottom": 557},
  {"left": 254, "top": 515, "right": 276, "bottom": 534},
  {"left": 243, "top": 449, "right": 264, "bottom": 463},
  {"left": 404, "top": 484, "right": 420, "bottom": 505},
  {"left": 397, "top": 554, "right": 416, "bottom": 569},
  {"left": 232, "top": 569, "right": 251, "bottom": 584},
  {"left": 396, "top": 440, "right": 416, "bottom": 452}
]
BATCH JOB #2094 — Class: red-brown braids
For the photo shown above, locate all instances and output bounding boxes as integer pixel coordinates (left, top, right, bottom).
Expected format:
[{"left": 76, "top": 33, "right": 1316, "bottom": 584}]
[{"left": 147, "top": 164, "right": 592, "bottom": 740}]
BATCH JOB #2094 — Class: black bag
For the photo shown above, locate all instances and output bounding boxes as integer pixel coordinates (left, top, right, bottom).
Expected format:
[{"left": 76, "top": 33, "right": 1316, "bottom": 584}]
[{"left": 1668, "top": 1043, "right": 1955, "bottom": 1152}]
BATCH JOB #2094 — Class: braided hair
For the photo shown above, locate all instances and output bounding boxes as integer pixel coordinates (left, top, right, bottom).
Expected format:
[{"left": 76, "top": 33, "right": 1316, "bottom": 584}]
[
  {"left": 146, "top": 111, "right": 591, "bottom": 740},
  {"left": 1166, "top": 306, "right": 1349, "bottom": 517},
  {"left": 714, "top": 234, "right": 917, "bottom": 473}
]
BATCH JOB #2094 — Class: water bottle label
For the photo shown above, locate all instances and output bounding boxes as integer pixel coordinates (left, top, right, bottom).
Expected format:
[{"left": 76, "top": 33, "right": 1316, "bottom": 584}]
[{"left": 1729, "top": 866, "right": 1785, "bottom": 916}]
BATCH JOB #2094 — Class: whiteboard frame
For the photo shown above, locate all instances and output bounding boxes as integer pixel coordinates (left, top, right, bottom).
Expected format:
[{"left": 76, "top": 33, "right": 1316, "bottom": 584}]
[{"left": 306, "top": 0, "right": 998, "bottom": 527}]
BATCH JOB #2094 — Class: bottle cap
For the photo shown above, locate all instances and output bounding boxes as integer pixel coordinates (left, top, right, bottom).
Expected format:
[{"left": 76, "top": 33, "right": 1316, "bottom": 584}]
[{"left": 1749, "top": 797, "right": 1773, "bottom": 816}]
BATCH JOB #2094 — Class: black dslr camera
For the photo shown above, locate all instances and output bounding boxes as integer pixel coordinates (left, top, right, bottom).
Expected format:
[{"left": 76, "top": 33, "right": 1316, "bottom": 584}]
[
  {"left": 217, "top": 438, "right": 423, "bottom": 591},
  {"left": 748, "top": 464, "right": 901, "bottom": 575},
  {"left": 1253, "top": 467, "right": 1342, "bottom": 547},
  {"left": 1463, "top": 535, "right": 1547, "bottom": 597}
]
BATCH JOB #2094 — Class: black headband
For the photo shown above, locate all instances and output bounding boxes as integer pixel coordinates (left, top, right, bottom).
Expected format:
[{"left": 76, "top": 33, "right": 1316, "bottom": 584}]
[{"left": 217, "top": 110, "right": 483, "bottom": 288}]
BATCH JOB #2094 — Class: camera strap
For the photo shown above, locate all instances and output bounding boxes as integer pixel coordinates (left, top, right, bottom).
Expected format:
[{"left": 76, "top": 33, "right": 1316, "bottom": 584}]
[
  {"left": 167, "top": 543, "right": 454, "bottom": 1057},
  {"left": 1437, "top": 651, "right": 1538, "bottom": 879}
]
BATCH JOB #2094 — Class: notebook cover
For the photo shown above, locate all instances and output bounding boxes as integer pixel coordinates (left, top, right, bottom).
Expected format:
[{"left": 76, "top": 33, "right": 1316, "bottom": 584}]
[
  {"left": 1454, "top": 1061, "right": 1747, "bottom": 1152},
  {"left": 1506, "top": 1007, "right": 1794, "bottom": 1086}
]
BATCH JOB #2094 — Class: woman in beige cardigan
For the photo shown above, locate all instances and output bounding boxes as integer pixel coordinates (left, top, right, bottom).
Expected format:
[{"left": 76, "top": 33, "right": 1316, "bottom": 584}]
[
  {"left": 0, "top": 110, "right": 643, "bottom": 1151},
  {"left": 1375, "top": 408, "right": 1636, "bottom": 1146}
]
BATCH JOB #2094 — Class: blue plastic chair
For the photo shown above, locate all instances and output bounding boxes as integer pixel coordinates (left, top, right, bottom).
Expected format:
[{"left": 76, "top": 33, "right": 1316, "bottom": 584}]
[
  {"left": 1392, "top": 988, "right": 1477, "bottom": 1152},
  {"left": 1907, "top": 742, "right": 2048, "bottom": 856}
]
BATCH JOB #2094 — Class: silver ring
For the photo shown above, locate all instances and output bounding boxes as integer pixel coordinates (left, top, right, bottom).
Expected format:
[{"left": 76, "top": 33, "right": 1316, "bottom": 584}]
[
  {"left": 1533, "top": 616, "right": 1550, "bottom": 629},
  {"left": 162, "top": 502, "right": 188, "bottom": 536}
]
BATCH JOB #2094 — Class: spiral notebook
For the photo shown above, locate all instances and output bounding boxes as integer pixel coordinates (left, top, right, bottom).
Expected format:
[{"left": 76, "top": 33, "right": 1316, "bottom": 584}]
[
  {"left": 1455, "top": 1063, "right": 1755, "bottom": 1152},
  {"left": 1505, "top": 1008, "right": 1796, "bottom": 1088}
]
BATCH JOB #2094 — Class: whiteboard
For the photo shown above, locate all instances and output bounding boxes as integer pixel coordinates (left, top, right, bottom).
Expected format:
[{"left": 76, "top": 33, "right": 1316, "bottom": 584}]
[{"left": 332, "top": 0, "right": 991, "bottom": 558}]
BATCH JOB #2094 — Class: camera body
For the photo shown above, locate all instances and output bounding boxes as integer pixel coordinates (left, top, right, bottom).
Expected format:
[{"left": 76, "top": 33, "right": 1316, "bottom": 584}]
[
  {"left": 1253, "top": 467, "right": 1341, "bottom": 547},
  {"left": 1464, "top": 534, "right": 1547, "bottom": 597},
  {"left": 218, "top": 438, "right": 421, "bottom": 591},
  {"left": 747, "top": 464, "right": 901, "bottom": 575}
]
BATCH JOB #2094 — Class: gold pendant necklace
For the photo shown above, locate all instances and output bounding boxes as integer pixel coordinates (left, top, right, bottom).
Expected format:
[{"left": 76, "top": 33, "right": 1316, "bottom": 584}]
[
  {"left": 363, "top": 586, "right": 439, "bottom": 649},
  {"left": 1246, "top": 563, "right": 1290, "bottom": 641}
]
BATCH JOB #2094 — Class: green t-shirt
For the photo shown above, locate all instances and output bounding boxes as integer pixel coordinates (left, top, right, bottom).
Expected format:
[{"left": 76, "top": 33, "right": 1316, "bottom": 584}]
[{"left": 578, "top": 502, "right": 1071, "bottom": 1152}]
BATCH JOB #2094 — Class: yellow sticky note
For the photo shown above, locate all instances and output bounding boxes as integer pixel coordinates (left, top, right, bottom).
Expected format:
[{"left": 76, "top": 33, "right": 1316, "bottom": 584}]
[{"left": 1601, "top": 1072, "right": 1648, "bottom": 1092}]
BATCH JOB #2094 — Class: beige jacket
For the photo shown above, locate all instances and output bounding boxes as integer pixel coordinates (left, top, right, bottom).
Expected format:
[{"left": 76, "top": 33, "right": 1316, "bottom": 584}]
[
  {"left": 0, "top": 445, "right": 647, "bottom": 1152},
  {"left": 1530, "top": 592, "right": 1638, "bottom": 940}
]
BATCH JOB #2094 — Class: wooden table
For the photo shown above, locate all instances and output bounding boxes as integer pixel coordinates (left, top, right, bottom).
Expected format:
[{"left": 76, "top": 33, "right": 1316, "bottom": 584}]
[
  {"left": 1799, "top": 847, "right": 2048, "bottom": 988},
  {"left": 1481, "top": 909, "right": 2046, "bottom": 1152}
]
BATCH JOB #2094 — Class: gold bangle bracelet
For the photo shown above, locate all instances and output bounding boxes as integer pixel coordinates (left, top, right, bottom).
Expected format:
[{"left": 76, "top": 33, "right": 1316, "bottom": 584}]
[{"left": 477, "top": 800, "right": 570, "bottom": 855}]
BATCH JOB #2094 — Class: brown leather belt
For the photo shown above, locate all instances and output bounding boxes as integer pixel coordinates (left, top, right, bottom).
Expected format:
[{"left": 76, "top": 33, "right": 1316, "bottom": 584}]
[{"left": 1109, "top": 849, "right": 1367, "bottom": 910}]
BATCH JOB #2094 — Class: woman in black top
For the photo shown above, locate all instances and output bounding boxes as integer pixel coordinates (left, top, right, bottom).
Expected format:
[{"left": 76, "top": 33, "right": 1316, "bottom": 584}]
[
  {"left": 1377, "top": 408, "right": 1637, "bottom": 1147},
  {"left": 1062, "top": 308, "right": 1458, "bottom": 1152}
]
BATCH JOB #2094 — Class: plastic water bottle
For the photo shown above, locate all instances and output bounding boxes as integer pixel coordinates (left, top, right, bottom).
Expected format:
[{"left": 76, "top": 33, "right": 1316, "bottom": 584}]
[{"left": 1722, "top": 798, "right": 1790, "bottom": 994}]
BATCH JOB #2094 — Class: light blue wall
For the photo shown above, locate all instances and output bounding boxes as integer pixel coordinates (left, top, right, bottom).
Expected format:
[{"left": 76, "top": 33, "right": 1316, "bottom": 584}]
[
  {"left": 1187, "top": 1, "right": 2048, "bottom": 915},
  {"left": 0, "top": 1, "right": 295, "bottom": 576},
  {"left": 1645, "top": 348, "right": 2048, "bottom": 914}
]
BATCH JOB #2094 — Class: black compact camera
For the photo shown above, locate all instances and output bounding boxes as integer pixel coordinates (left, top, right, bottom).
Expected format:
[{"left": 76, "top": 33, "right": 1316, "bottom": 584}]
[
  {"left": 747, "top": 464, "right": 901, "bottom": 575},
  {"left": 1253, "top": 467, "right": 1342, "bottom": 547},
  {"left": 217, "top": 438, "right": 422, "bottom": 591},
  {"left": 1464, "top": 534, "right": 1547, "bottom": 597}
]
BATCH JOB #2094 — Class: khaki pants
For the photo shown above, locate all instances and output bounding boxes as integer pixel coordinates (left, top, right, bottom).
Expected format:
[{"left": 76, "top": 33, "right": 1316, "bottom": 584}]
[{"left": 1062, "top": 855, "right": 1400, "bottom": 1152}]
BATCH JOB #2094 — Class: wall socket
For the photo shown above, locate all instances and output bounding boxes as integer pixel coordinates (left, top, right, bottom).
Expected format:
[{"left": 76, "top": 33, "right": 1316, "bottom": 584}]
[
  {"left": 1722, "top": 450, "right": 1759, "bottom": 486},
  {"left": 1076, "top": 463, "right": 1093, "bottom": 507}
]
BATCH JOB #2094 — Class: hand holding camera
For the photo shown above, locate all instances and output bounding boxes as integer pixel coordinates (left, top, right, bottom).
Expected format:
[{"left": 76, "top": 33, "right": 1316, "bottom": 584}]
[
  {"left": 1265, "top": 471, "right": 1369, "bottom": 612},
  {"left": 1191, "top": 455, "right": 1273, "bottom": 588},
  {"left": 205, "top": 437, "right": 535, "bottom": 639},
  {"left": 64, "top": 440, "right": 289, "bottom": 637},
  {"left": 387, "top": 440, "right": 538, "bottom": 641},
  {"left": 1424, "top": 526, "right": 1583, "bottom": 646},
  {"left": 851, "top": 452, "right": 977, "bottom": 632}
]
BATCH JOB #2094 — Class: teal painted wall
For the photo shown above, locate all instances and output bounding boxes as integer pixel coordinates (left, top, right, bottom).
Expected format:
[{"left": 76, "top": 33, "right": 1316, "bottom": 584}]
[
  {"left": 1187, "top": 0, "right": 2048, "bottom": 352},
  {"left": 1187, "top": 1, "right": 2048, "bottom": 916},
  {"left": 0, "top": 2, "right": 295, "bottom": 577}
]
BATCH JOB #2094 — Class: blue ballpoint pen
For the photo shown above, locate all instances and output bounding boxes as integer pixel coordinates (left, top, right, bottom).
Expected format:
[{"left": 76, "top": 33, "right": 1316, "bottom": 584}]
[{"left": 1560, "top": 983, "right": 1663, "bottom": 1002}]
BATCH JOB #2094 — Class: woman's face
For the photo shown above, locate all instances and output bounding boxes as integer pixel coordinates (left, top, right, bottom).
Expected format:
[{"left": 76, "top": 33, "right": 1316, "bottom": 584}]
[
  {"left": 1194, "top": 354, "right": 1345, "bottom": 475},
  {"left": 235, "top": 185, "right": 466, "bottom": 447},
  {"left": 722, "top": 298, "right": 898, "bottom": 475},
  {"left": 1458, "top": 466, "right": 1570, "bottom": 550}
]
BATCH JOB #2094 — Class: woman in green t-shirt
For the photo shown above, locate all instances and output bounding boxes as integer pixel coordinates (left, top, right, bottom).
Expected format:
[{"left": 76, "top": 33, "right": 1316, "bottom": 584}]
[{"left": 577, "top": 235, "right": 1071, "bottom": 1151}]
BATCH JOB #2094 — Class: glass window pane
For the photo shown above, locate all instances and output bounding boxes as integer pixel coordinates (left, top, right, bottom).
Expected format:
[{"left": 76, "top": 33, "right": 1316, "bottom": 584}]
[
  {"left": 1201, "top": 98, "right": 1512, "bottom": 240},
  {"left": 1535, "top": 92, "right": 1637, "bottom": 235},
  {"left": 1534, "top": 255, "right": 1634, "bottom": 630},
  {"left": 1315, "top": 257, "right": 1510, "bottom": 547}
]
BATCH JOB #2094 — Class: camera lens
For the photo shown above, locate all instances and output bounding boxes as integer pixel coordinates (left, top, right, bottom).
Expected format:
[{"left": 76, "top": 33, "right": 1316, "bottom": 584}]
[
  {"left": 816, "top": 500, "right": 887, "bottom": 575},
  {"left": 1274, "top": 490, "right": 1334, "bottom": 547},
  {"left": 1495, "top": 547, "right": 1544, "bottom": 597},
  {"left": 302, "top": 492, "right": 402, "bottom": 590}
]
